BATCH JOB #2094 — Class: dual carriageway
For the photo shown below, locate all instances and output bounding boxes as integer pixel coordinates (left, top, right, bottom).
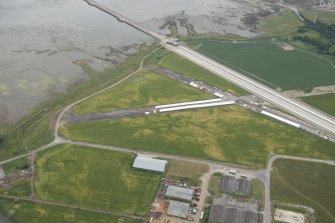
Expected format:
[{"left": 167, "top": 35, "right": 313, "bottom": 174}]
[{"left": 1, "top": 1, "right": 334, "bottom": 223}]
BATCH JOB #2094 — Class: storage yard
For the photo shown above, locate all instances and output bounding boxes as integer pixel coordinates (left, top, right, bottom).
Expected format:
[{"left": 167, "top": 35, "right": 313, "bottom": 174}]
[
  {"left": 150, "top": 178, "right": 204, "bottom": 222},
  {"left": 274, "top": 209, "right": 305, "bottom": 223}
]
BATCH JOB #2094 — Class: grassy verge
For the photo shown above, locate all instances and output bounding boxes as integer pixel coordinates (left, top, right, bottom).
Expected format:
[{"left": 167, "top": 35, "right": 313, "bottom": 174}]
[
  {"left": 165, "top": 160, "right": 209, "bottom": 186},
  {"left": 300, "top": 93, "right": 335, "bottom": 117},
  {"left": 34, "top": 144, "right": 161, "bottom": 216},
  {"left": 208, "top": 173, "right": 223, "bottom": 198},
  {"left": 61, "top": 106, "right": 335, "bottom": 167},
  {"left": 159, "top": 53, "right": 249, "bottom": 96},
  {"left": 0, "top": 198, "right": 144, "bottom": 223},
  {"left": 0, "top": 45, "right": 158, "bottom": 161},
  {"left": 73, "top": 71, "right": 213, "bottom": 114},
  {"left": 251, "top": 179, "right": 264, "bottom": 211},
  {"left": 271, "top": 158, "right": 335, "bottom": 222}
]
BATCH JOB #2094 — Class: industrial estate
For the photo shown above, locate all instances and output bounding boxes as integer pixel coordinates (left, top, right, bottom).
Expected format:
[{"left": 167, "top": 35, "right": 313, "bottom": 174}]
[{"left": 0, "top": 0, "right": 335, "bottom": 223}]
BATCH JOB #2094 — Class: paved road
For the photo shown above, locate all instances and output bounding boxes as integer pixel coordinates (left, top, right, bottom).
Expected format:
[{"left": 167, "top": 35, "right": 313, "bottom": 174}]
[
  {"left": 83, "top": 0, "right": 165, "bottom": 41},
  {"left": 263, "top": 154, "right": 335, "bottom": 223},
  {"left": 163, "top": 43, "right": 335, "bottom": 134},
  {"left": 64, "top": 107, "right": 155, "bottom": 123}
]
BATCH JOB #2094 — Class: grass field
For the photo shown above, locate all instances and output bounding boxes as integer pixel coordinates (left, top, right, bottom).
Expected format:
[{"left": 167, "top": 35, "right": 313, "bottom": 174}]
[
  {"left": 186, "top": 39, "right": 335, "bottom": 91},
  {"left": 301, "top": 10, "right": 335, "bottom": 25},
  {"left": 34, "top": 144, "right": 161, "bottom": 216},
  {"left": 271, "top": 159, "right": 335, "bottom": 223},
  {"left": 258, "top": 10, "right": 303, "bottom": 36},
  {"left": 165, "top": 160, "right": 209, "bottom": 186},
  {"left": 73, "top": 71, "right": 213, "bottom": 114},
  {"left": 301, "top": 93, "right": 335, "bottom": 117},
  {"left": 159, "top": 53, "right": 249, "bottom": 96},
  {"left": 0, "top": 198, "right": 144, "bottom": 223},
  {"left": 0, "top": 180, "right": 32, "bottom": 197},
  {"left": 61, "top": 106, "right": 335, "bottom": 167}
]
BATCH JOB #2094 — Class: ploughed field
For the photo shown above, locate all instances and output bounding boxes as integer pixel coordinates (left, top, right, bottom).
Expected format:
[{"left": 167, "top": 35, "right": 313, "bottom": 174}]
[{"left": 61, "top": 106, "right": 335, "bottom": 167}]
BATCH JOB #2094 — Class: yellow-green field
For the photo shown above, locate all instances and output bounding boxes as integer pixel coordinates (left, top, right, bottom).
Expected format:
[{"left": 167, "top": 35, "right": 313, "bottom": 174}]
[
  {"left": 271, "top": 159, "right": 335, "bottom": 222},
  {"left": 165, "top": 160, "right": 209, "bottom": 185},
  {"left": 73, "top": 71, "right": 213, "bottom": 114},
  {"left": 34, "top": 144, "right": 161, "bottom": 216},
  {"left": 61, "top": 106, "right": 335, "bottom": 167},
  {"left": 0, "top": 198, "right": 144, "bottom": 223}
]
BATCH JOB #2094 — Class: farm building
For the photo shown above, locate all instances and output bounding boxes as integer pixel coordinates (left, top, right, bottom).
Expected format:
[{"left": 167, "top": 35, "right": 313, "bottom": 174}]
[
  {"left": 220, "top": 175, "right": 252, "bottom": 196},
  {"left": 165, "top": 185, "right": 194, "bottom": 202},
  {"left": 209, "top": 199, "right": 258, "bottom": 223},
  {"left": 167, "top": 200, "right": 190, "bottom": 219},
  {"left": 133, "top": 156, "right": 167, "bottom": 173}
]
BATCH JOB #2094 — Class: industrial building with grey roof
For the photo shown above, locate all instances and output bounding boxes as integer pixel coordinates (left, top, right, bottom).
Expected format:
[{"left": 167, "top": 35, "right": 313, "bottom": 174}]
[
  {"left": 220, "top": 175, "right": 252, "bottom": 196},
  {"left": 165, "top": 185, "right": 194, "bottom": 202},
  {"left": 167, "top": 200, "right": 190, "bottom": 219},
  {"left": 209, "top": 198, "right": 258, "bottom": 223},
  {"left": 133, "top": 156, "right": 167, "bottom": 173}
]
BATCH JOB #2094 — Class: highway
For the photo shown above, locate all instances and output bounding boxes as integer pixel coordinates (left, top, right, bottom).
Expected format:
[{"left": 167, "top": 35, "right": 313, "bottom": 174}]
[
  {"left": 83, "top": 0, "right": 335, "bottom": 134},
  {"left": 164, "top": 43, "right": 335, "bottom": 134}
]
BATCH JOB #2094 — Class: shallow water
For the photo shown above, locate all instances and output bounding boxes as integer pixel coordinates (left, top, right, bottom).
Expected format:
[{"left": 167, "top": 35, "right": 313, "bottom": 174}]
[{"left": 0, "top": 0, "right": 274, "bottom": 122}]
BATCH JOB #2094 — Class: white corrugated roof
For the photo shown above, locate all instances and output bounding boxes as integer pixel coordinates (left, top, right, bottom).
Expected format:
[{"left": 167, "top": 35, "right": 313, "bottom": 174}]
[{"left": 133, "top": 156, "right": 167, "bottom": 173}]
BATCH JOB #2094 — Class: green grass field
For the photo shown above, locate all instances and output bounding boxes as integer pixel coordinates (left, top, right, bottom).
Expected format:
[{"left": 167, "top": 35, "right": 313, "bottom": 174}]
[
  {"left": 301, "top": 93, "right": 335, "bottom": 117},
  {"left": 61, "top": 106, "right": 335, "bottom": 167},
  {"left": 34, "top": 144, "right": 161, "bottom": 216},
  {"left": 186, "top": 39, "right": 335, "bottom": 91},
  {"left": 159, "top": 53, "right": 249, "bottom": 96},
  {"left": 73, "top": 71, "right": 213, "bottom": 114},
  {"left": 165, "top": 160, "right": 209, "bottom": 186},
  {"left": 258, "top": 10, "right": 303, "bottom": 36},
  {"left": 0, "top": 180, "right": 32, "bottom": 197},
  {"left": 0, "top": 198, "right": 144, "bottom": 223},
  {"left": 271, "top": 159, "right": 335, "bottom": 223}
]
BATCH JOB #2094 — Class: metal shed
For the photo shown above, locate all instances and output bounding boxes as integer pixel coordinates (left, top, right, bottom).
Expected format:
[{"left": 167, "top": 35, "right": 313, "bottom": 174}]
[
  {"left": 167, "top": 200, "right": 189, "bottom": 219},
  {"left": 165, "top": 185, "right": 194, "bottom": 202},
  {"left": 133, "top": 156, "right": 167, "bottom": 173}
]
